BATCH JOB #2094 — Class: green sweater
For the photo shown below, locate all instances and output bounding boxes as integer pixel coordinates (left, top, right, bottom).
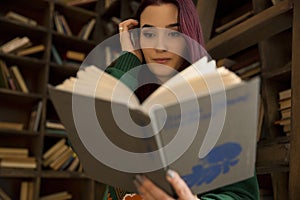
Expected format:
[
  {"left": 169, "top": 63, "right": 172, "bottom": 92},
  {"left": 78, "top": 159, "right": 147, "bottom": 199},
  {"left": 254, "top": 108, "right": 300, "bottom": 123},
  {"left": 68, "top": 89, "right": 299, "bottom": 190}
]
[{"left": 105, "top": 52, "right": 260, "bottom": 200}]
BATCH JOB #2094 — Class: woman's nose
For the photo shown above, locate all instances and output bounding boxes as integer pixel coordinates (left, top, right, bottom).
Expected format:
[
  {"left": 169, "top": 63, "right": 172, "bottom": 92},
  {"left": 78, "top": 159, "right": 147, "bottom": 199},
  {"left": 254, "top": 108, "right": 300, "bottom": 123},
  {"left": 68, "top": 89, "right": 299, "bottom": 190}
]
[{"left": 153, "top": 30, "right": 168, "bottom": 52}]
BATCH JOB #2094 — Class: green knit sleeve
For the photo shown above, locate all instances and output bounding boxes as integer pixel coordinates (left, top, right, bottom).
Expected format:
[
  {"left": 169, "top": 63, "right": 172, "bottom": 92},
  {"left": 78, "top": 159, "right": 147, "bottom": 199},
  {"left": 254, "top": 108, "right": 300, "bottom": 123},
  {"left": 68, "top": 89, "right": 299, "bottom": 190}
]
[
  {"left": 105, "top": 51, "right": 142, "bottom": 91},
  {"left": 199, "top": 175, "right": 260, "bottom": 200}
]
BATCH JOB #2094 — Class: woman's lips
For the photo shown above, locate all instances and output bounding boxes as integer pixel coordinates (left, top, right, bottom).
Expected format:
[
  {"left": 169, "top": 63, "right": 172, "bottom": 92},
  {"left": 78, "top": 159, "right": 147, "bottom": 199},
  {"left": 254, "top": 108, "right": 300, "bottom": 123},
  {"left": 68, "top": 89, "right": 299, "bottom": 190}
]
[{"left": 153, "top": 58, "right": 171, "bottom": 64}]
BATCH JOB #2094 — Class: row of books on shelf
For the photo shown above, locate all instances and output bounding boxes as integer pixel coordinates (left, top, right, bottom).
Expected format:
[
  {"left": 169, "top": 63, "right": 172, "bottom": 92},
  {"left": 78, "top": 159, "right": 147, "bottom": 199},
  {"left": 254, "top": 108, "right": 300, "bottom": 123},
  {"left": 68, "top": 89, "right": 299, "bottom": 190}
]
[
  {"left": 53, "top": 11, "right": 96, "bottom": 40},
  {"left": 43, "top": 138, "right": 82, "bottom": 172},
  {"left": 51, "top": 45, "right": 86, "bottom": 66},
  {"left": 0, "top": 59, "right": 30, "bottom": 93},
  {"left": 0, "top": 36, "right": 45, "bottom": 57},
  {"left": 217, "top": 57, "right": 261, "bottom": 80},
  {"left": 274, "top": 88, "right": 291, "bottom": 136},
  {"left": 0, "top": 138, "right": 82, "bottom": 172},
  {"left": 0, "top": 185, "right": 72, "bottom": 200},
  {"left": 0, "top": 182, "right": 34, "bottom": 200},
  {"left": 0, "top": 101, "right": 42, "bottom": 132},
  {"left": 0, "top": 147, "right": 37, "bottom": 169}
]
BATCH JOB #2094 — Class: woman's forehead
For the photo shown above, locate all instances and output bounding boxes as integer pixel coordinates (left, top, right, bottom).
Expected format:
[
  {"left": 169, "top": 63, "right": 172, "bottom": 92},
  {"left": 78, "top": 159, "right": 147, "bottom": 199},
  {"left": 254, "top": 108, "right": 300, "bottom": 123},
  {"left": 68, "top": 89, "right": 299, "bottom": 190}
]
[{"left": 140, "top": 4, "right": 179, "bottom": 28}]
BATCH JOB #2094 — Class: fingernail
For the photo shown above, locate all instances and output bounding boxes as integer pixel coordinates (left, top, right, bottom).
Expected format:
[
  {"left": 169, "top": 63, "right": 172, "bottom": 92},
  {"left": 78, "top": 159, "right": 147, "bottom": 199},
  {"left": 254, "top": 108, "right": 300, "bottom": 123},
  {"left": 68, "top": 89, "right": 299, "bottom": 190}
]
[
  {"left": 135, "top": 174, "right": 144, "bottom": 184},
  {"left": 167, "top": 169, "right": 175, "bottom": 179}
]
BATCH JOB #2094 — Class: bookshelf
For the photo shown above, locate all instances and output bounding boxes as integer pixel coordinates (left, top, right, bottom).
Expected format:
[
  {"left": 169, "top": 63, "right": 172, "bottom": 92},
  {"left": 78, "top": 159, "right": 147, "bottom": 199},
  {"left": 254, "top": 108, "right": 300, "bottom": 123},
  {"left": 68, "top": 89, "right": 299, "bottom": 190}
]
[
  {"left": 0, "top": 0, "right": 107, "bottom": 199},
  {"left": 197, "top": 0, "right": 298, "bottom": 199}
]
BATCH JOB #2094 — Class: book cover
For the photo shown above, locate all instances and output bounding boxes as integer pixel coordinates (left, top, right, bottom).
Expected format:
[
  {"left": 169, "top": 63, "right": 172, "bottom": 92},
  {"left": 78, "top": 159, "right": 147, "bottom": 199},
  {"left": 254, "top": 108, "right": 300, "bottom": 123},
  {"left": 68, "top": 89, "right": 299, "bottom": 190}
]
[
  {"left": 48, "top": 57, "right": 260, "bottom": 196},
  {"left": 16, "top": 44, "right": 45, "bottom": 57}
]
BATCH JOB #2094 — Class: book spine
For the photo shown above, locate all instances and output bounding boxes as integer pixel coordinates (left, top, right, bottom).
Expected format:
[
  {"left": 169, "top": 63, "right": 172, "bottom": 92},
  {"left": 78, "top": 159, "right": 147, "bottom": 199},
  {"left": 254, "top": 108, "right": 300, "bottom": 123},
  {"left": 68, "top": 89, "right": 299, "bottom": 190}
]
[
  {"left": 1, "top": 37, "right": 31, "bottom": 54},
  {"left": 51, "top": 45, "right": 63, "bottom": 65},
  {"left": 82, "top": 18, "right": 96, "bottom": 40},
  {"left": 10, "top": 66, "right": 29, "bottom": 93},
  {"left": 0, "top": 187, "right": 12, "bottom": 200}
]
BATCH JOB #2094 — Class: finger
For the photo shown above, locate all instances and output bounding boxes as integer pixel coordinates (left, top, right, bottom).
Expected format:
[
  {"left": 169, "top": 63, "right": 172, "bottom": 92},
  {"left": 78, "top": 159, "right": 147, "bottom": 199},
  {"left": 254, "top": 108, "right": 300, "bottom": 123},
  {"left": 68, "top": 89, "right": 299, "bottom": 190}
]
[
  {"left": 119, "top": 19, "right": 139, "bottom": 32},
  {"left": 134, "top": 178, "right": 156, "bottom": 200},
  {"left": 135, "top": 175, "right": 172, "bottom": 200},
  {"left": 166, "top": 169, "right": 195, "bottom": 200}
]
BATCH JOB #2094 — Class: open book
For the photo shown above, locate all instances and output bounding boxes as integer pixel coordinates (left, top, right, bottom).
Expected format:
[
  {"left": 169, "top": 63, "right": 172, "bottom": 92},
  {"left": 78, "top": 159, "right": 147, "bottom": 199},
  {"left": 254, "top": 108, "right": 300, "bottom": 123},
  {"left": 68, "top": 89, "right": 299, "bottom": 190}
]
[{"left": 48, "top": 56, "right": 260, "bottom": 196}]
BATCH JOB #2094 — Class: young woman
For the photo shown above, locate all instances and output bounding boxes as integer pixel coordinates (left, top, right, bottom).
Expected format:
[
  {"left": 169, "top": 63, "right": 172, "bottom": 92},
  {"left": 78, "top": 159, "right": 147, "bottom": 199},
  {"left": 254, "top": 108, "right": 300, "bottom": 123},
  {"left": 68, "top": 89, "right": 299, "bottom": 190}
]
[{"left": 105, "top": 0, "right": 260, "bottom": 199}]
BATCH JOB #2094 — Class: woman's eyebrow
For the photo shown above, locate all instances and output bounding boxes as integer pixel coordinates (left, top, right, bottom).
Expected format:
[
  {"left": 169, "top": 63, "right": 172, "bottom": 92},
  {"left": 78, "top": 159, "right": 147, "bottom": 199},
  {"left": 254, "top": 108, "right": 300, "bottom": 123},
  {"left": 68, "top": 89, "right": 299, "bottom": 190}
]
[{"left": 141, "top": 23, "right": 180, "bottom": 29}]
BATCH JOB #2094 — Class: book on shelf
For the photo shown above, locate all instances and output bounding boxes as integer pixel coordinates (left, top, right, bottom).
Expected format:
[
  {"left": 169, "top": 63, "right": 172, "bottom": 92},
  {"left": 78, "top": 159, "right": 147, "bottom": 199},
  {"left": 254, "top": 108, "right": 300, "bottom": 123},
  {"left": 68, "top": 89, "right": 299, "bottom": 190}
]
[
  {"left": 16, "top": 44, "right": 45, "bottom": 57},
  {"left": 0, "top": 121, "right": 24, "bottom": 131},
  {"left": 49, "top": 146, "right": 73, "bottom": 170},
  {"left": 67, "top": 155, "right": 80, "bottom": 171},
  {"left": 59, "top": 153, "right": 76, "bottom": 171},
  {"left": 28, "top": 182, "right": 34, "bottom": 200},
  {"left": 0, "top": 147, "right": 29, "bottom": 158},
  {"left": 274, "top": 118, "right": 290, "bottom": 126},
  {"left": 0, "top": 37, "right": 32, "bottom": 54},
  {"left": 0, "top": 186, "right": 12, "bottom": 200},
  {"left": 51, "top": 45, "right": 63, "bottom": 65},
  {"left": 216, "top": 58, "right": 236, "bottom": 68},
  {"left": 281, "top": 108, "right": 291, "bottom": 119},
  {"left": 104, "top": 0, "right": 117, "bottom": 9},
  {"left": 48, "top": 56, "right": 260, "bottom": 196},
  {"left": 215, "top": 10, "right": 254, "bottom": 34},
  {"left": 66, "top": 50, "right": 86, "bottom": 62},
  {"left": 46, "top": 120, "right": 65, "bottom": 130},
  {"left": 53, "top": 12, "right": 64, "bottom": 34},
  {"left": 20, "top": 181, "right": 28, "bottom": 200},
  {"left": 5, "top": 11, "right": 37, "bottom": 26},
  {"left": 0, "top": 157, "right": 37, "bottom": 169},
  {"left": 10, "top": 66, "right": 29, "bottom": 93},
  {"left": 82, "top": 18, "right": 96, "bottom": 40},
  {"left": 0, "top": 61, "right": 9, "bottom": 89},
  {"left": 46, "top": 128, "right": 67, "bottom": 136},
  {"left": 40, "top": 191, "right": 72, "bottom": 200},
  {"left": 238, "top": 63, "right": 261, "bottom": 80},
  {"left": 23, "top": 181, "right": 34, "bottom": 200},
  {"left": 279, "top": 88, "right": 291, "bottom": 100},
  {"left": 58, "top": 15, "right": 73, "bottom": 37},
  {"left": 0, "top": 60, "right": 17, "bottom": 91},
  {"left": 43, "top": 144, "right": 68, "bottom": 167},
  {"left": 42, "top": 138, "right": 66, "bottom": 160},
  {"left": 271, "top": 0, "right": 284, "bottom": 5},
  {"left": 66, "top": 0, "right": 97, "bottom": 6},
  {"left": 228, "top": 51, "right": 260, "bottom": 72},
  {"left": 279, "top": 98, "right": 291, "bottom": 110},
  {"left": 275, "top": 88, "right": 292, "bottom": 135},
  {"left": 42, "top": 138, "right": 80, "bottom": 171},
  {"left": 78, "top": 18, "right": 96, "bottom": 40},
  {"left": 27, "top": 101, "right": 43, "bottom": 131}
]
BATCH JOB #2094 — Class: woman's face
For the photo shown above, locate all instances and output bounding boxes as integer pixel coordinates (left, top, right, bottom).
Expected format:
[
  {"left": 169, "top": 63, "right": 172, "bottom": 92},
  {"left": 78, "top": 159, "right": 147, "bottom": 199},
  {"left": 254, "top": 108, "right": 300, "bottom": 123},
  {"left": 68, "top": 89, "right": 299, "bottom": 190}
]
[{"left": 139, "top": 3, "right": 186, "bottom": 82}]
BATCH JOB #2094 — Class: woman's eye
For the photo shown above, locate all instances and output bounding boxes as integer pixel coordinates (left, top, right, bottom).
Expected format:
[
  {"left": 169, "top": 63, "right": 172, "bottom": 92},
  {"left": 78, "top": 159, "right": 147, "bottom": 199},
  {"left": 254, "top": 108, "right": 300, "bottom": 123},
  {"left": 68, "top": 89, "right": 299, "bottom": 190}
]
[
  {"left": 142, "top": 32, "right": 156, "bottom": 38},
  {"left": 168, "top": 31, "right": 181, "bottom": 37}
]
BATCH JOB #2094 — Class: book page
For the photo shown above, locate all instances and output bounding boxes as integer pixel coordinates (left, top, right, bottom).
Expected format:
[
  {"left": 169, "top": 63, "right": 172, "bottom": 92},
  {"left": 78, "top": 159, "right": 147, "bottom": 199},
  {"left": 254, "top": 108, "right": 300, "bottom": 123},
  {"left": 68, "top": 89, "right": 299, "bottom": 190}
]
[
  {"left": 56, "top": 65, "right": 140, "bottom": 107},
  {"left": 142, "top": 58, "right": 242, "bottom": 113}
]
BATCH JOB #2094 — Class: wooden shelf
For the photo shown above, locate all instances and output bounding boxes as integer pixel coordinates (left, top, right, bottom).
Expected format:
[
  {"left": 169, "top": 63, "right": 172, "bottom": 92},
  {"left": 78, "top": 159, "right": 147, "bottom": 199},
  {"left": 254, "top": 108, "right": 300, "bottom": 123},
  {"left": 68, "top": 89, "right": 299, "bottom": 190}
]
[{"left": 206, "top": 1, "right": 293, "bottom": 59}]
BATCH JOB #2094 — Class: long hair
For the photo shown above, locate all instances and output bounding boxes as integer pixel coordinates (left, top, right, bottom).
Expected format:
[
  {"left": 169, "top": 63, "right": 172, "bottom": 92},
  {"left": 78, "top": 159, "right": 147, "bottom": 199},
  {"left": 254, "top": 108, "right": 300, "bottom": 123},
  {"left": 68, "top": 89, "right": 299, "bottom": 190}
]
[{"left": 134, "top": 0, "right": 206, "bottom": 102}]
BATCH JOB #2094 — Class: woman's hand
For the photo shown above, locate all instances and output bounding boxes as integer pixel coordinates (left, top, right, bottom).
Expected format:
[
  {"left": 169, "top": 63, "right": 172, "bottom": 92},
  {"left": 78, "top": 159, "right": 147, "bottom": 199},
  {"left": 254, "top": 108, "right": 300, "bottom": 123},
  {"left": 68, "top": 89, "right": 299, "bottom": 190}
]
[
  {"left": 134, "top": 169, "right": 199, "bottom": 200},
  {"left": 119, "top": 19, "right": 143, "bottom": 62}
]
